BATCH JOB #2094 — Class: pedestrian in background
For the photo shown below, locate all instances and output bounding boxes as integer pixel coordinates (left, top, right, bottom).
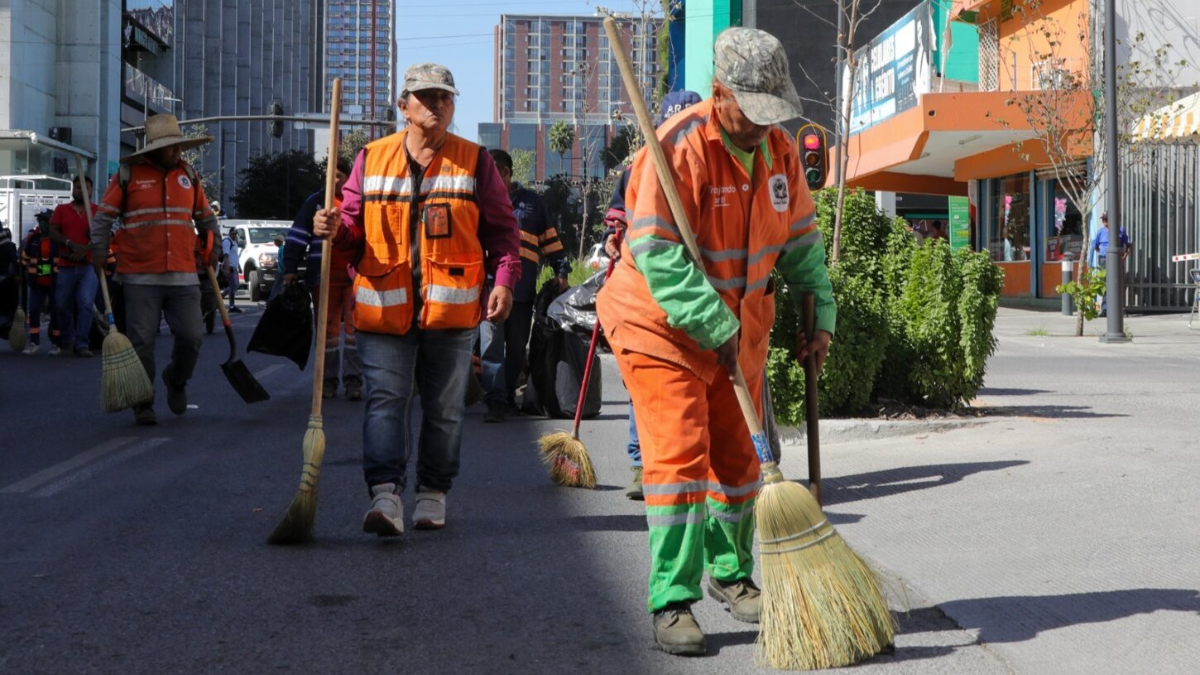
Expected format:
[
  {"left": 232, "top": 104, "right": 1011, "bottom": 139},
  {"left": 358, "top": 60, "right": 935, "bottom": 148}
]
[
  {"left": 478, "top": 148, "right": 570, "bottom": 423},
  {"left": 221, "top": 226, "right": 242, "bottom": 313},
  {"left": 19, "top": 210, "right": 61, "bottom": 354},
  {"left": 0, "top": 225, "right": 17, "bottom": 339},
  {"left": 283, "top": 157, "right": 362, "bottom": 400},
  {"left": 49, "top": 175, "right": 98, "bottom": 357},
  {"left": 312, "top": 63, "right": 520, "bottom": 537},
  {"left": 90, "top": 114, "right": 219, "bottom": 426},
  {"left": 1094, "top": 212, "right": 1131, "bottom": 317}
]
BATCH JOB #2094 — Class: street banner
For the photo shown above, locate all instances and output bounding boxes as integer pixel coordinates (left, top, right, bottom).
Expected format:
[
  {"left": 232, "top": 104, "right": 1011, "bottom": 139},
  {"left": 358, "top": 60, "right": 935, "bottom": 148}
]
[
  {"left": 846, "top": 2, "right": 933, "bottom": 134},
  {"left": 948, "top": 195, "right": 970, "bottom": 250}
]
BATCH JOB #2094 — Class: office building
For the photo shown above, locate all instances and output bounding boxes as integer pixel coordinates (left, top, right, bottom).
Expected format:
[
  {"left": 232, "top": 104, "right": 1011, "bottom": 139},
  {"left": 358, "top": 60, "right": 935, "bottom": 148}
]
[
  {"left": 323, "top": 0, "right": 394, "bottom": 124},
  {"left": 482, "top": 12, "right": 660, "bottom": 181}
]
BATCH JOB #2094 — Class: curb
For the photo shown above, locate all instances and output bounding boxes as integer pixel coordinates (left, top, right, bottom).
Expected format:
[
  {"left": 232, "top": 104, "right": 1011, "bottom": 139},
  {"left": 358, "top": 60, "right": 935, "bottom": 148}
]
[{"left": 779, "top": 417, "right": 990, "bottom": 444}]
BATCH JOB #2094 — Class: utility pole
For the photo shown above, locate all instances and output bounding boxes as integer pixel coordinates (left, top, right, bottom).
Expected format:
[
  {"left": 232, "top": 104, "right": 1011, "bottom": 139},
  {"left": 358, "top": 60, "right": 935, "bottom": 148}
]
[
  {"left": 834, "top": 1, "right": 845, "bottom": 188},
  {"left": 1100, "top": 0, "right": 1130, "bottom": 343},
  {"left": 370, "top": 0, "right": 378, "bottom": 140}
]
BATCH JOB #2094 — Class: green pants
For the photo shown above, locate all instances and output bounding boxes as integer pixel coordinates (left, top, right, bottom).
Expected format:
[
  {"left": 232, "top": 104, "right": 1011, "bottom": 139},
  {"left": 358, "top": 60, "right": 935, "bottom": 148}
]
[{"left": 645, "top": 496, "right": 756, "bottom": 612}]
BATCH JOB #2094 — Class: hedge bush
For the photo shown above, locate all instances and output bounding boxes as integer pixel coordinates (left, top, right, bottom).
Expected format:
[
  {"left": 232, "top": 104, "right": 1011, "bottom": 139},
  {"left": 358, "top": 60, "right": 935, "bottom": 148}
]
[{"left": 767, "top": 189, "right": 1003, "bottom": 422}]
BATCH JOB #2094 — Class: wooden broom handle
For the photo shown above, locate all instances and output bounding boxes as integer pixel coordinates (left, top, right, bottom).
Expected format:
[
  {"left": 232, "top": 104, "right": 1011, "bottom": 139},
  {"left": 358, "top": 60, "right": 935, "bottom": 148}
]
[
  {"left": 802, "top": 292, "right": 821, "bottom": 503},
  {"left": 72, "top": 154, "right": 115, "bottom": 323},
  {"left": 603, "top": 16, "right": 764, "bottom": 438},
  {"left": 311, "top": 78, "right": 343, "bottom": 418}
]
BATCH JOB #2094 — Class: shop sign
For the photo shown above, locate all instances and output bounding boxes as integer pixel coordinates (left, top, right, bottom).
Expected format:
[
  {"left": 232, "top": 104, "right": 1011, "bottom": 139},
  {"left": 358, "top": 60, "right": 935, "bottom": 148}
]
[{"left": 948, "top": 195, "right": 970, "bottom": 250}]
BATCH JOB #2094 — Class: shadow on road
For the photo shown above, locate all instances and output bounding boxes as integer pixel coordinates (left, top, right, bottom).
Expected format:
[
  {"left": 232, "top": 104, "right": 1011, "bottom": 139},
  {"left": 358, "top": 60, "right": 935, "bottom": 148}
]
[
  {"left": 823, "top": 461, "right": 1030, "bottom": 506},
  {"left": 977, "top": 387, "right": 1053, "bottom": 396},
  {"left": 912, "top": 589, "right": 1200, "bottom": 643},
  {"left": 979, "top": 404, "right": 1127, "bottom": 419}
]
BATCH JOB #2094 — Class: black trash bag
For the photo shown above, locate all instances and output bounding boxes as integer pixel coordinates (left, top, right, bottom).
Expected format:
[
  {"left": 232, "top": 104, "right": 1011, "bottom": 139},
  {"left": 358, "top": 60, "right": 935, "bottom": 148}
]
[
  {"left": 546, "top": 271, "right": 605, "bottom": 342},
  {"left": 247, "top": 281, "right": 313, "bottom": 369},
  {"left": 523, "top": 279, "right": 602, "bottom": 420}
]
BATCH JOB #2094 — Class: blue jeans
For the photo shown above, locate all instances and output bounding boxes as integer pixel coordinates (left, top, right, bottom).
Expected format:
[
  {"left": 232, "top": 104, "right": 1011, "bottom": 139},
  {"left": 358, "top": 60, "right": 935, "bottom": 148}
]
[
  {"left": 55, "top": 265, "right": 98, "bottom": 350},
  {"left": 478, "top": 301, "right": 534, "bottom": 406},
  {"left": 358, "top": 327, "right": 475, "bottom": 494},
  {"left": 627, "top": 403, "right": 642, "bottom": 466}
]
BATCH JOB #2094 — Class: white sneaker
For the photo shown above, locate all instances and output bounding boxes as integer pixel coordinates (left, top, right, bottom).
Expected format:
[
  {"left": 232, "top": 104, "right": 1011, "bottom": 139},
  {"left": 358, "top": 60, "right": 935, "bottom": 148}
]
[
  {"left": 362, "top": 483, "right": 404, "bottom": 537},
  {"left": 48, "top": 345, "right": 62, "bottom": 356},
  {"left": 414, "top": 487, "right": 446, "bottom": 530},
  {"left": 23, "top": 343, "right": 39, "bottom": 355}
]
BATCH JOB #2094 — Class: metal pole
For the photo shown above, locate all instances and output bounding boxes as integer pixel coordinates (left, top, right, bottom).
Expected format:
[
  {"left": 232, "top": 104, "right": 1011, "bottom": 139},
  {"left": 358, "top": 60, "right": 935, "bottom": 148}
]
[
  {"left": 1101, "top": 0, "right": 1130, "bottom": 342},
  {"left": 834, "top": 0, "right": 844, "bottom": 188},
  {"left": 1061, "top": 254, "right": 1074, "bottom": 315}
]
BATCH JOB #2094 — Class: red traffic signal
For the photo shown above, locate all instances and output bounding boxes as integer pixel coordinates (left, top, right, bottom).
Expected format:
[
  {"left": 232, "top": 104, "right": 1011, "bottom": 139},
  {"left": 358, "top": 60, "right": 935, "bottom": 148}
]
[{"left": 797, "top": 125, "right": 828, "bottom": 190}]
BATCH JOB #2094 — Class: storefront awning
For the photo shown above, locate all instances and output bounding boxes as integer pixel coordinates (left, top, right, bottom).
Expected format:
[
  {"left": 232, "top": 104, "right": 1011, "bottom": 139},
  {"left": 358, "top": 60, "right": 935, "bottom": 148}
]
[
  {"left": 1134, "top": 92, "right": 1200, "bottom": 143},
  {"left": 0, "top": 130, "right": 96, "bottom": 159},
  {"left": 840, "top": 89, "right": 1092, "bottom": 195}
]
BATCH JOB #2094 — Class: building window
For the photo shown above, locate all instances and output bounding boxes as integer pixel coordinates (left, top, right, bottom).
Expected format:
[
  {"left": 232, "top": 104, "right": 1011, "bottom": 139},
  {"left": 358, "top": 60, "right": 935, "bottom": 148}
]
[{"left": 990, "top": 174, "right": 1032, "bottom": 262}]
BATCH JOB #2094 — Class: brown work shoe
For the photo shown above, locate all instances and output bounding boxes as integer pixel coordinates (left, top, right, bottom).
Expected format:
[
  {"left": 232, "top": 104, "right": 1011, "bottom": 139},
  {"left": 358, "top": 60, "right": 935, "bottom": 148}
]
[
  {"left": 707, "top": 577, "right": 761, "bottom": 623},
  {"left": 133, "top": 404, "right": 158, "bottom": 427},
  {"left": 162, "top": 369, "right": 187, "bottom": 416},
  {"left": 651, "top": 603, "right": 707, "bottom": 656}
]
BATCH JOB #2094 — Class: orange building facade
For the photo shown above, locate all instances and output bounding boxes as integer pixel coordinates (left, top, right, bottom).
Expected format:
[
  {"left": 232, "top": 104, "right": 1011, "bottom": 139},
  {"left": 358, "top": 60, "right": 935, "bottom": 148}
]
[{"left": 843, "top": 0, "right": 1095, "bottom": 300}]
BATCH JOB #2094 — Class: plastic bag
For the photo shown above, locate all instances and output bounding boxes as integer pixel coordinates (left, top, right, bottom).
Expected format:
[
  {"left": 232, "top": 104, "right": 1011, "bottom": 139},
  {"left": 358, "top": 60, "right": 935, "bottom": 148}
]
[
  {"left": 546, "top": 271, "right": 605, "bottom": 341},
  {"left": 523, "top": 279, "right": 601, "bottom": 419},
  {"left": 247, "top": 281, "right": 313, "bottom": 369}
]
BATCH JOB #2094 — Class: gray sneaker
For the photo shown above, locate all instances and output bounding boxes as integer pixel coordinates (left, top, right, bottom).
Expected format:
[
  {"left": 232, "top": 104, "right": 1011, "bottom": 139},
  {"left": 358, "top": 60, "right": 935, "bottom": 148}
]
[
  {"left": 413, "top": 487, "right": 446, "bottom": 530},
  {"left": 652, "top": 603, "right": 707, "bottom": 656},
  {"left": 625, "top": 466, "right": 644, "bottom": 501},
  {"left": 707, "top": 577, "right": 761, "bottom": 623},
  {"left": 362, "top": 483, "right": 404, "bottom": 537}
]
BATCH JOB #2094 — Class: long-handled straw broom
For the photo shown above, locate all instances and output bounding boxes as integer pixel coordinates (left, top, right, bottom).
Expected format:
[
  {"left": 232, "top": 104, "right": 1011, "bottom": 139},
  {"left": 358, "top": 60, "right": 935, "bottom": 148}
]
[
  {"left": 538, "top": 231, "right": 622, "bottom": 488},
  {"left": 602, "top": 16, "right": 893, "bottom": 670},
  {"left": 8, "top": 273, "right": 26, "bottom": 352},
  {"left": 74, "top": 154, "right": 154, "bottom": 412},
  {"left": 269, "top": 78, "right": 343, "bottom": 545}
]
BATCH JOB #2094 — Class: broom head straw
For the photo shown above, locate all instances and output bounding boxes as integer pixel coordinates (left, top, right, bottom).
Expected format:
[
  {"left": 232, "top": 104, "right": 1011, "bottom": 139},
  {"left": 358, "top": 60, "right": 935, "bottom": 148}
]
[
  {"left": 538, "top": 431, "right": 597, "bottom": 489},
  {"left": 755, "top": 462, "right": 895, "bottom": 670},
  {"left": 100, "top": 322, "right": 154, "bottom": 413},
  {"left": 268, "top": 415, "right": 326, "bottom": 545},
  {"left": 8, "top": 306, "right": 26, "bottom": 352}
]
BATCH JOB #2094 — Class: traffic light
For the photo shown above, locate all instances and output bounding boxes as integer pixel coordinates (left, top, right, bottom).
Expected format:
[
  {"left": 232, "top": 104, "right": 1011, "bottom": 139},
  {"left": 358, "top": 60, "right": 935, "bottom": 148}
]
[
  {"left": 797, "top": 124, "right": 828, "bottom": 190},
  {"left": 267, "top": 101, "right": 284, "bottom": 138}
]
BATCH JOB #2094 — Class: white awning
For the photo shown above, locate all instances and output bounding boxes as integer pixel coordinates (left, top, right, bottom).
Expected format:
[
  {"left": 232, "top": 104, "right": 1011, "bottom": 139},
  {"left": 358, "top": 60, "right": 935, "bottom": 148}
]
[{"left": 1134, "top": 92, "right": 1200, "bottom": 143}]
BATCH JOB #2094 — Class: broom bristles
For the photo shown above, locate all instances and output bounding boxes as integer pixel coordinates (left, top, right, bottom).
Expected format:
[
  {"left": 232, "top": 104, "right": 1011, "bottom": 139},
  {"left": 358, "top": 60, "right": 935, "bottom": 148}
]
[
  {"left": 101, "top": 329, "right": 153, "bottom": 412},
  {"left": 756, "top": 469, "right": 895, "bottom": 670},
  {"left": 268, "top": 420, "right": 326, "bottom": 545},
  {"left": 8, "top": 308, "right": 26, "bottom": 352},
  {"left": 538, "top": 431, "right": 597, "bottom": 489}
]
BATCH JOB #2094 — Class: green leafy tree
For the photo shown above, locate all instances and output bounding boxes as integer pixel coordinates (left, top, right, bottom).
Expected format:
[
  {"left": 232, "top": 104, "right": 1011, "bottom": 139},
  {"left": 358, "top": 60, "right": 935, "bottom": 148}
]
[
  {"left": 603, "top": 125, "right": 636, "bottom": 172},
  {"left": 511, "top": 149, "right": 535, "bottom": 185},
  {"left": 231, "top": 150, "right": 324, "bottom": 219},
  {"left": 548, "top": 121, "right": 575, "bottom": 176},
  {"left": 338, "top": 129, "right": 371, "bottom": 166}
]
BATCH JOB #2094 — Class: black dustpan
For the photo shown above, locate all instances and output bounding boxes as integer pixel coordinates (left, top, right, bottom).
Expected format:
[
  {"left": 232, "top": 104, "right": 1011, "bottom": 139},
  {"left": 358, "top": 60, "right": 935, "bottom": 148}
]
[{"left": 205, "top": 266, "right": 270, "bottom": 403}]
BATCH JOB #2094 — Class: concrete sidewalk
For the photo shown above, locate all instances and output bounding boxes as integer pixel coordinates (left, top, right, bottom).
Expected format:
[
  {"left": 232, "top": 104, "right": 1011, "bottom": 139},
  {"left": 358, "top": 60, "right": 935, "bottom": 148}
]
[{"left": 994, "top": 306, "right": 1200, "bottom": 357}]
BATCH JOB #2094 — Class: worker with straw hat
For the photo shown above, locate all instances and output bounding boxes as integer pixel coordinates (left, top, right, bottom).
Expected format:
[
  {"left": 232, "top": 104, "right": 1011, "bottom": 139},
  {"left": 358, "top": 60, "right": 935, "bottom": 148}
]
[
  {"left": 90, "top": 113, "right": 219, "bottom": 426},
  {"left": 595, "top": 28, "right": 835, "bottom": 656}
]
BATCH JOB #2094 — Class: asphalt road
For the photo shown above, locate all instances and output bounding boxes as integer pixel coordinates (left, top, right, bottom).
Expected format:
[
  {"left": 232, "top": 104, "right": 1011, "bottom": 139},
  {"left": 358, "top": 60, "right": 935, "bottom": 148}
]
[{"left": 6, "top": 304, "right": 1194, "bottom": 674}]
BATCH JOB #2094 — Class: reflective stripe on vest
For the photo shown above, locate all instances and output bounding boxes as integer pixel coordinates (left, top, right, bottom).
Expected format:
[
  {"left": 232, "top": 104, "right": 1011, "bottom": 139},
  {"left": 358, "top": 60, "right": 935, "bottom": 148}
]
[
  {"left": 100, "top": 162, "right": 204, "bottom": 275},
  {"left": 356, "top": 285, "right": 408, "bottom": 308},
  {"left": 354, "top": 131, "right": 485, "bottom": 335}
]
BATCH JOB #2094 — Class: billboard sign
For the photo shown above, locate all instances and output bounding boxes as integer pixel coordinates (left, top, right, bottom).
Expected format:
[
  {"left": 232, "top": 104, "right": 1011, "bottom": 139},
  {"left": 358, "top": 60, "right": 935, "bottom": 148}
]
[{"left": 846, "top": 2, "right": 933, "bottom": 135}]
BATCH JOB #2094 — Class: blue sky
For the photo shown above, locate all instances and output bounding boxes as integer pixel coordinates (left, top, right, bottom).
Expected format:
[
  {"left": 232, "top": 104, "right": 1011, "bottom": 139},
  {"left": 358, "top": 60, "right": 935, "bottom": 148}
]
[{"left": 397, "top": 1, "right": 656, "bottom": 140}]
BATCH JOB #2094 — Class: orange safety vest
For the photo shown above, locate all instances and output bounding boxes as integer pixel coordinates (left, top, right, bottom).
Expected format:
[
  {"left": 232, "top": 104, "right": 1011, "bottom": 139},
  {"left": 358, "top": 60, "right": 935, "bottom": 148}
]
[
  {"left": 98, "top": 161, "right": 210, "bottom": 275},
  {"left": 598, "top": 99, "right": 815, "bottom": 383},
  {"left": 353, "top": 130, "right": 486, "bottom": 335}
]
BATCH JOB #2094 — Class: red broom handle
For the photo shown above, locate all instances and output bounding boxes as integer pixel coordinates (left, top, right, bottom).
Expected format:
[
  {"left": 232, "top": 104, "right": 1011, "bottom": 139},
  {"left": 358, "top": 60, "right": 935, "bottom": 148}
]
[{"left": 570, "top": 230, "right": 622, "bottom": 436}]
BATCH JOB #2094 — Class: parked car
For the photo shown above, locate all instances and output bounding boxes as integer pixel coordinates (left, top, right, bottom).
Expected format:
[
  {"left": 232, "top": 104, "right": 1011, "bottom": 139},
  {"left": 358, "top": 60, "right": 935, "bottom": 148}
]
[
  {"left": 584, "top": 242, "right": 611, "bottom": 273},
  {"left": 223, "top": 221, "right": 290, "bottom": 302}
]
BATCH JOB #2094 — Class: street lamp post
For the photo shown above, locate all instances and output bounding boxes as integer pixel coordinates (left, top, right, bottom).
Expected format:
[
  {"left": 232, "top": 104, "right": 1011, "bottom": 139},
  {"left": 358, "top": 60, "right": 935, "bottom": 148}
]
[
  {"left": 219, "top": 127, "right": 245, "bottom": 204},
  {"left": 1100, "top": 0, "right": 1130, "bottom": 343}
]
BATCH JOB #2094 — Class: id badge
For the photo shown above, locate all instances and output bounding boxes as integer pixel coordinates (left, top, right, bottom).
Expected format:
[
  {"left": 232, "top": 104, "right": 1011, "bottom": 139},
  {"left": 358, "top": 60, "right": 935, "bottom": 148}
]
[{"left": 423, "top": 203, "right": 452, "bottom": 239}]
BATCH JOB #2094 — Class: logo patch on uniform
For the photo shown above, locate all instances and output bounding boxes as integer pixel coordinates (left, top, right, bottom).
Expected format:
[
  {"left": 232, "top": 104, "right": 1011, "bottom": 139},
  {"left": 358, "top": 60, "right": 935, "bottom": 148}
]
[
  {"left": 769, "top": 175, "right": 789, "bottom": 212},
  {"left": 424, "top": 203, "right": 452, "bottom": 239},
  {"left": 178, "top": 174, "right": 192, "bottom": 189}
]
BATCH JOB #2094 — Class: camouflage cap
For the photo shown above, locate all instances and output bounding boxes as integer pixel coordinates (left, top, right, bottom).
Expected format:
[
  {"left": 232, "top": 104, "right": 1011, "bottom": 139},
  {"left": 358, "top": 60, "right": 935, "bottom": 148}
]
[
  {"left": 402, "top": 63, "right": 460, "bottom": 97},
  {"left": 713, "top": 28, "right": 803, "bottom": 126}
]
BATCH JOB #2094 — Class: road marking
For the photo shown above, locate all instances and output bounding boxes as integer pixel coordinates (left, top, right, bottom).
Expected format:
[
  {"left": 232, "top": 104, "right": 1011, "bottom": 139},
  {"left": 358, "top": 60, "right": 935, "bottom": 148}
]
[
  {"left": 1, "top": 438, "right": 136, "bottom": 494},
  {"left": 253, "top": 364, "right": 285, "bottom": 380},
  {"left": 33, "top": 438, "right": 171, "bottom": 498}
]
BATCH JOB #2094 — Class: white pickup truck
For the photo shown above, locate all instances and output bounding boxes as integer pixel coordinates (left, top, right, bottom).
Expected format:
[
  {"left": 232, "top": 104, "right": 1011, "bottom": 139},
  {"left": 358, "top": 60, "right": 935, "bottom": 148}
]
[{"left": 221, "top": 220, "right": 291, "bottom": 302}]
